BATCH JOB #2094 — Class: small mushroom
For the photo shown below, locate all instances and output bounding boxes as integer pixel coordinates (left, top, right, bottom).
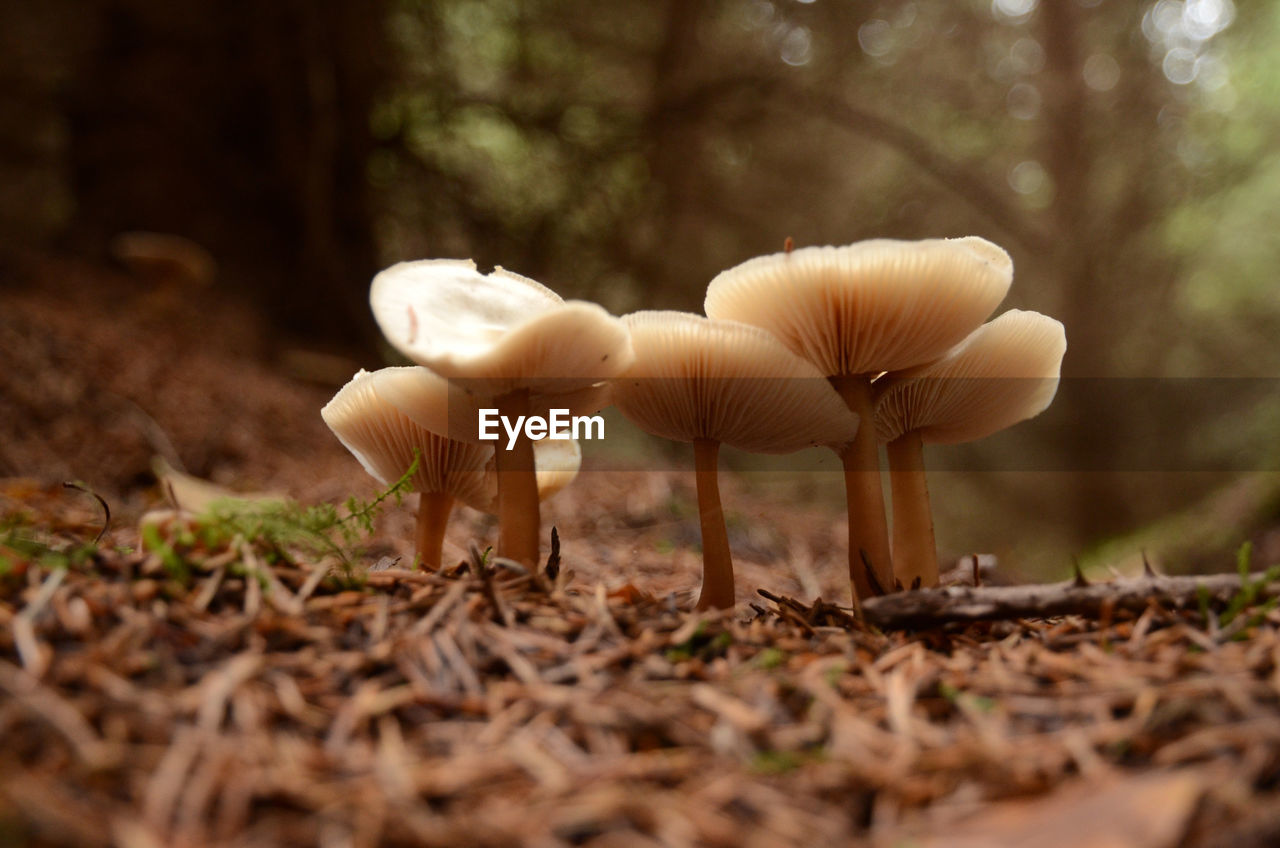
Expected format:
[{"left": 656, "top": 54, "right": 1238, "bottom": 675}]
[
  {"left": 322, "top": 367, "right": 581, "bottom": 569},
  {"left": 705, "top": 237, "right": 1012, "bottom": 599},
  {"left": 874, "top": 310, "right": 1066, "bottom": 588},
  {"left": 610, "top": 311, "right": 857, "bottom": 609},
  {"left": 369, "top": 259, "right": 633, "bottom": 566}
]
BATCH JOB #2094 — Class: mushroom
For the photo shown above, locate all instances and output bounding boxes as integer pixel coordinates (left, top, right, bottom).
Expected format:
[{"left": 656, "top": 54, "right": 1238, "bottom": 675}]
[
  {"left": 610, "top": 311, "right": 858, "bottom": 609},
  {"left": 874, "top": 310, "right": 1066, "bottom": 588},
  {"left": 705, "top": 237, "right": 1012, "bottom": 600},
  {"left": 369, "top": 259, "right": 632, "bottom": 566},
  {"left": 322, "top": 367, "right": 582, "bottom": 569}
]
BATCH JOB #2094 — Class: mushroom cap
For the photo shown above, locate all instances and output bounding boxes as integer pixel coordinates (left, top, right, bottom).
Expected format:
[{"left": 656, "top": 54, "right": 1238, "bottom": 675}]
[
  {"left": 874, "top": 310, "right": 1066, "bottom": 445},
  {"left": 611, "top": 311, "right": 859, "bottom": 453},
  {"left": 370, "top": 365, "right": 612, "bottom": 445},
  {"left": 322, "top": 369, "right": 583, "bottom": 511},
  {"left": 479, "top": 435, "right": 582, "bottom": 512},
  {"left": 704, "top": 237, "right": 1013, "bottom": 377},
  {"left": 370, "top": 259, "right": 633, "bottom": 397},
  {"left": 322, "top": 369, "right": 494, "bottom": 510}
]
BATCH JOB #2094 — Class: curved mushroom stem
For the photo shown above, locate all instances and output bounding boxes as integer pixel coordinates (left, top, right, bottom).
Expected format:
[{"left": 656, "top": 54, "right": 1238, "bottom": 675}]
[
  {"left": 493, "top": 389, "right": 541, "bottom": 567},
  {"left": 693, "top": 438, "right": 734, "bottom": 610},
  {"left": 886, "top": 431, "right": 938, "bottom": 589},
  {"left": 415, "top": 491, "right": 454, "bottom": 571},
  {"left": 829, "top": 374, "right": 894, "bottom": 600}
]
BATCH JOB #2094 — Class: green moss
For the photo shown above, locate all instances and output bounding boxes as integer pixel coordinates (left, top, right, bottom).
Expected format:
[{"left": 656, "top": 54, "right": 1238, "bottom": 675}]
[
  {"left": 750, "top": 747, "right": 826, "bottom": 775},
  {"left": 755, "top": 647, "right": 787, "bottom": 670}
]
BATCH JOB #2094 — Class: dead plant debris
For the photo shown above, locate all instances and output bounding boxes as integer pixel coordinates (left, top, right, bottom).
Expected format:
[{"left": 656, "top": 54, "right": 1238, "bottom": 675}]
[
  {"left": 3, "top": 265, "right": 1280, "bottom": 847},
  {"left": 2, "top": 501, "right": 1280, "bottom": 848}
]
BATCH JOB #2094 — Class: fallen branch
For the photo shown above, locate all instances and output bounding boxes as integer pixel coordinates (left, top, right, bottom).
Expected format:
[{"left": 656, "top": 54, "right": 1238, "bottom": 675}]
[{"left": 808, "top": 573, "right": 1280, "bottom": 630}]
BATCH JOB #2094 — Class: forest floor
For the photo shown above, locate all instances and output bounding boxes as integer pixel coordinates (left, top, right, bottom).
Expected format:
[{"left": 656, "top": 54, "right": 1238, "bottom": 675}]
[{"left": 3, "top": 253, "right": 1280, "bottom": 847}]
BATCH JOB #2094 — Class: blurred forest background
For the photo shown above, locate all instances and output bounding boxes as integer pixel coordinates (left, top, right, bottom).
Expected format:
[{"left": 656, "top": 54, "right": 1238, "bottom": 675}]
[{"left": 1, "top": 0, "right": 1278, "bottom": 577}]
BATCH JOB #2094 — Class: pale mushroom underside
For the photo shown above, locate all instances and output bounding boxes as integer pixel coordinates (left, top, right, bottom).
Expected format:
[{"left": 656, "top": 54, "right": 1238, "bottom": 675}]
[
  {"left": 323, "top": 369, "right": 583, "bottom": 512},
  {"left": 371, "top": 365, "right": 613, "bottom": 445},
  {"left": 321, "top": 369, "right": 494, "bottom": 510},
  {"left": 704, "top": 238, "right": 1013, "bottom": 377},
  {"left": 612, "top": 311, "right": 859, "bottom": 454},
  {"left": 875, "top": 309, "right": 1067, "bottom": 445}
]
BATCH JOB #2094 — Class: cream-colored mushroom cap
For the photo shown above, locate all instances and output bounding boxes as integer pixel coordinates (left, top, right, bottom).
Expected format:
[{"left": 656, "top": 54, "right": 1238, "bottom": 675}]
[
  {"left": 875, "top": 310, "right": 1066, "bottom": 445},
  {"left": 612, "top": 311, "right": 859, "bottom": 453},
  {"left": 704, "top": 238, "right": 1013, "bottom": 377},
  {"left": 370, "top": 365, "right": 612, "bottom": 445},
  {"left": 529, "top": 436, "right": 581, "bottom": 501},
  {"left": 323, "top": 369, "right": 585, "bottom": 511},
  {"left": 322, "top": 369, "right": 495, "bottom": 510},
  {"left": 370, "top": 259, "right": 633, "bottom": 396},
  {"left": 468, "top": 436, "right": 582, "bottom": 513}
]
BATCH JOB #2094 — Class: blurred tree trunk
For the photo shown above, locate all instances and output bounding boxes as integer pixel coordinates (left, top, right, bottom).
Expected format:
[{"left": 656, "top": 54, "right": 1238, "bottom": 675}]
[
  {"left": 62, "top": 0, "right": 384, "bottom": 348},
  {"left": 1037, "top": 1, "right": 1150, "bottom": 537},
  {"left": 643, "top": 0, "right": 711, "bottom": 308}
]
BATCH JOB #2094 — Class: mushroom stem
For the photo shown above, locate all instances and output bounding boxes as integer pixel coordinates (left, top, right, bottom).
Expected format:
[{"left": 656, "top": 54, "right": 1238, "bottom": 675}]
[
  {"left": 693, "top": 438, "right": 735, "bottom": 610},
  {"left": 829, "top": 374, "right": 894, "bottom": 600},
  {"left": 886, "top": 431, "right": 938, "bottom": 589},
  {"left": 414, "top": 491, "right": 454, "bottom": 571},
  {"left": 493, "top": 389, "right": 541, "bottom": 566}
]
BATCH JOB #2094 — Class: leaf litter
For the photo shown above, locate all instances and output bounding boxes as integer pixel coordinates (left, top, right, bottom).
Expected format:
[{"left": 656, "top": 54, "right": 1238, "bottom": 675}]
[
  {"left": 4, "top": 261, "right": 1280, "bottom": 846},
  {"left": 2, "top": 489, "right": 1280, "bottom": 848}
]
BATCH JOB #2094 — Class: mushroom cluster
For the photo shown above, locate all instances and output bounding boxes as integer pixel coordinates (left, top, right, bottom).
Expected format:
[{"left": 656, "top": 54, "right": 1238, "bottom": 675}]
[
  {"left": 708, "top": 239, "right": 1064, "bottom": 599},
  {"left": 321, "top": 367, "right": 581, "bottom": 570},
  {"left": 706, "top": 238, "right": 1016, "bottom": 597},
  {"left": 322, "top": 260, "right": 627, "bottom": 569},
  {"left": 323, "top": 237, "right": 1065, "bottom": 608}
]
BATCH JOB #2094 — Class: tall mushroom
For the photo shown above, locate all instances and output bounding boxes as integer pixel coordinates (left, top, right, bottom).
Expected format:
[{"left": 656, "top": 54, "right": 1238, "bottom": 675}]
[
  {"left": 322, "top": 367, "right": 582, "bottom": 570},
  {"left": 705, "top": 238, "right": 1012, "bottom": 600},
  {"left": 611, "top": 311, "right": 858, "bottom": 609},
  {"left": 369, "top": 259, "right": 632, "bottom": 566},
  {"left": 875, "top": 310, "right": 1066, "bottom": 588}
]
